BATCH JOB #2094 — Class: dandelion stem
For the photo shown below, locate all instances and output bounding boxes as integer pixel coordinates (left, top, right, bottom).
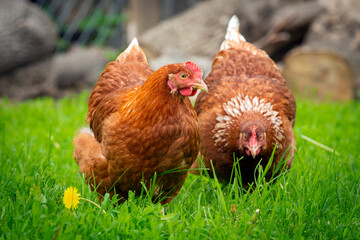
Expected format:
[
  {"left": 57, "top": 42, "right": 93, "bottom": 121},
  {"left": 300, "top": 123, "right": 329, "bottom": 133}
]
[
  {"left": 53, "top": 222, "right": 61, "bottom": 240},
  {"left": 80, "top": 197, "right": 106, "bottom": 213}
]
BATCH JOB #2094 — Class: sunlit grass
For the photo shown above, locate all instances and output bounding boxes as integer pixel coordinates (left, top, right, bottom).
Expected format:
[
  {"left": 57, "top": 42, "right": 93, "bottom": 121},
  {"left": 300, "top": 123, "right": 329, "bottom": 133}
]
[{"left": 0, "top": 93, "right": 359, "bottom": 239}]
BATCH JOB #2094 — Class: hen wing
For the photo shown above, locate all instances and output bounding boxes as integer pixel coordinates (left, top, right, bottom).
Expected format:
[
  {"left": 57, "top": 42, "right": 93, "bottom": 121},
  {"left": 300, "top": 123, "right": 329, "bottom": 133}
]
[{"left": 86, "top": 38, "right": 153, "bottom": 142}]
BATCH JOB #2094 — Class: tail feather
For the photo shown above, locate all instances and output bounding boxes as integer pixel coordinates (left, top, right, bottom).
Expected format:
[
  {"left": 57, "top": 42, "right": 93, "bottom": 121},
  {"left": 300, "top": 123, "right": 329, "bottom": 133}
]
[
  {"left": 73, "top": 129, "right": 104, "bottom": 173},
  {"left": 225, "top": 15, "right": 246, "bottom": 42},
  {"left": 220, "top": 15, "right": 270, "bottom": 58},
  {"left": 220, "top": 15, "right": 246, "bottom": 50},
  {"left": 73, "top": 130, "right": 112, "bottom": 199},
  {"left": 116, "top": 37, "right": 148, "bottom": 64}
]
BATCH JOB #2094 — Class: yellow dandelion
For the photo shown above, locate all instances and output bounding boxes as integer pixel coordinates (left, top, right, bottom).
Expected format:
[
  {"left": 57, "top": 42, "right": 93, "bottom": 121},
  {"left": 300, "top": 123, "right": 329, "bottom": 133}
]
[
  {"left": 231, "top": 204, "right": 236, "bottom": 213},
  {"left": 63, "top": 186, "right": 80, "bottom": 210}
]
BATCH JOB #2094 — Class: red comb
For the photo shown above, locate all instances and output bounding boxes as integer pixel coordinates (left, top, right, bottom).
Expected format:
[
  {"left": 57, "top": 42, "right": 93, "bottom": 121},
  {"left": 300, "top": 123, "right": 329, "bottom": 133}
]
[{"left": 186, "top": 61, "right": 203, "bottom": 80}]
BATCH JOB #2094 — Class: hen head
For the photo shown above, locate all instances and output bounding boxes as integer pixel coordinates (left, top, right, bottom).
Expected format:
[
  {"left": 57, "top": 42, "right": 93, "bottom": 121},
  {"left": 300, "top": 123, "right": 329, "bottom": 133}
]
[
  {"left": 239, "top": 121, "right": 267, "bottom": 159},
  {"left": 167, "top": 61, "right": 208, "bottom": 97}
]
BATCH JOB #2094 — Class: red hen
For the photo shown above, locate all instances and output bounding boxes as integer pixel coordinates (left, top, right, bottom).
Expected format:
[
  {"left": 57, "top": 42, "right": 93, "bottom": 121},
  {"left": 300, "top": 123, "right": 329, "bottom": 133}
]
[
  {"left": 73, "top": 38, "right": 208, "bottom": 204},
  {"left": 191, "top": 16, "right": 296, "bottom": 187}
]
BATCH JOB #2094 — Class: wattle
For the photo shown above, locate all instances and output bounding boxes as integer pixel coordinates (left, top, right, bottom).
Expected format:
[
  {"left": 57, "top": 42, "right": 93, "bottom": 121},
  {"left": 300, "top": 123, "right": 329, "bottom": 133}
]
[{"left": 179, "top": 87, "right": 197, "bottom": 96}]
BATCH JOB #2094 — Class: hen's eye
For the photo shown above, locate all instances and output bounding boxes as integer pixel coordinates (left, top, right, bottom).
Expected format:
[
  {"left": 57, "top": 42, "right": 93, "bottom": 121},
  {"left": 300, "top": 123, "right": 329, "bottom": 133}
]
[
  {"left": 180, "top": 73, "right": 187, "bottom": 79},
  {"left": 244, "top": 135, "right": 247, "bottom": 140}
]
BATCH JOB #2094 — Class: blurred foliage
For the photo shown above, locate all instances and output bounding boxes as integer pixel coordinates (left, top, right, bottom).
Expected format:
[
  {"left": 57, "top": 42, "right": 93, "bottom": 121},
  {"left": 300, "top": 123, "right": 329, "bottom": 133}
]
[
  {"left": 54, "top": 10, "right": 126, "bottom": 51},
  {"left": 37, "top": 2, "right": 127, "bottom": 51},
  {"left": 77, "top": 8, "right": 127, "bottom": 46}
]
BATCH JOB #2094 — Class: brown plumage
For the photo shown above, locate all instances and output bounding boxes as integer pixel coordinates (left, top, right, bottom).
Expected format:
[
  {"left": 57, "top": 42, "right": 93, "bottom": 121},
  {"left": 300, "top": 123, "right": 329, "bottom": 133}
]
[
  {"left": 190, "top": 16, "right": 296, "bottom": 187},
  {"left": 73, "top": 38, "right": 208, "bottom": 204}
]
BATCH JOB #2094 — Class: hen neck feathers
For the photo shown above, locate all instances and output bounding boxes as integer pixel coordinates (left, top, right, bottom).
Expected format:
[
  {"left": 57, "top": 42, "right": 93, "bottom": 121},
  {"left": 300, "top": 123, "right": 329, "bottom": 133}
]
[{"left": 120, "top": 67, "right": 193, "bottom": 128}]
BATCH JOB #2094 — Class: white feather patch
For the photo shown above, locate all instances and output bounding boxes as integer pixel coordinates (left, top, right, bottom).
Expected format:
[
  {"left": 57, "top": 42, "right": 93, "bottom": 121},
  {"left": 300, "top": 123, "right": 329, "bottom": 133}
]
[
  {"left": 181, "top": 159, "right": 186, "bottom": 166},
  {"left": 80, "top": 127, "right": 94, "bottom": 136}
]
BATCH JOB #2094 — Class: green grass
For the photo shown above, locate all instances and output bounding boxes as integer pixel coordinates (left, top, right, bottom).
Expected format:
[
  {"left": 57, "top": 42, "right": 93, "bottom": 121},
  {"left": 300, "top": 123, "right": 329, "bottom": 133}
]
[{"left": 0, "top": 92, "right": 359, "bottom": 239}]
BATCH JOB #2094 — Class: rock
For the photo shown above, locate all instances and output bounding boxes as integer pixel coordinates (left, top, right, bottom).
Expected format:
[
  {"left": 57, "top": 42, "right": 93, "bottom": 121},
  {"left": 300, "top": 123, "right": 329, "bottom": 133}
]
[
  {"left": 0, "top": 45, "right": 110, "bottom": 100},
  {"left": 0, "top": 57, "right": 56, "bottom": 100},
  {"left": 0, "top": 0, "right": 57, "bottom": 74},
  {"left": 52, "top": 46, "right": 109, "bottom": 94}
]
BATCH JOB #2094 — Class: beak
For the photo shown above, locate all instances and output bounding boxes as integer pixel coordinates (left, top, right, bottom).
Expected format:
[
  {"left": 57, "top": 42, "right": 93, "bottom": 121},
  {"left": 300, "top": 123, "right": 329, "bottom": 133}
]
[
  {"left": 249, "top": 146, "right": 259, "bottom": 159},
  {"left": 192, "top": 79, "right": 208, "bottom": 93}
]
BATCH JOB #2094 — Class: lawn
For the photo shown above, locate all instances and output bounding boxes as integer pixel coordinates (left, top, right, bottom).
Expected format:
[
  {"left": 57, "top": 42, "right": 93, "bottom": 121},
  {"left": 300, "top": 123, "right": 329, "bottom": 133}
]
[{"left": 0, "top": 92, "right": 359, "bottom": 239}]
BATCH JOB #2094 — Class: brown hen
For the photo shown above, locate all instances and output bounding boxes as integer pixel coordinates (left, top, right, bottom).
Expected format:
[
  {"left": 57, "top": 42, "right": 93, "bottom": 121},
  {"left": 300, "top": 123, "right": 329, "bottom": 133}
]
[
  {"left": 73, "top": 38, "right": 208, "bottom": 204},
  {"left": 191, "top": 16, "right": 296, "bottom": 187}
]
